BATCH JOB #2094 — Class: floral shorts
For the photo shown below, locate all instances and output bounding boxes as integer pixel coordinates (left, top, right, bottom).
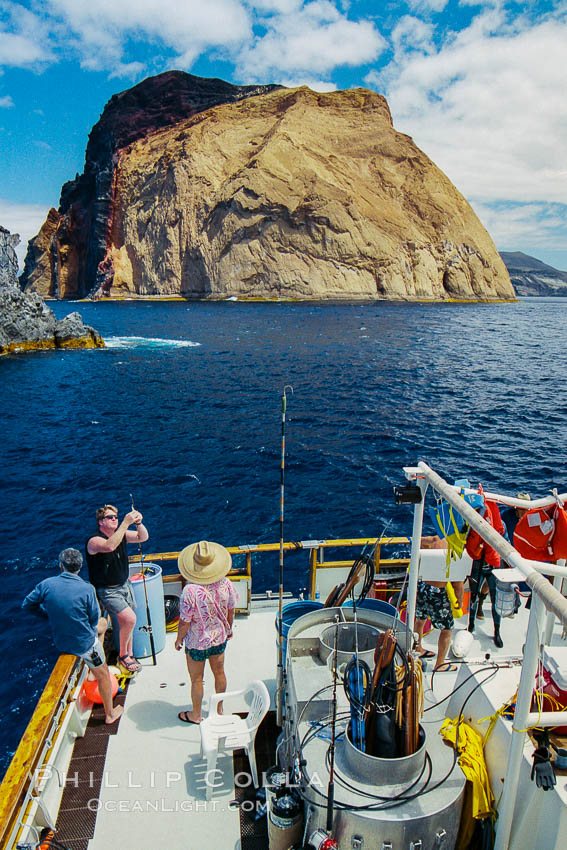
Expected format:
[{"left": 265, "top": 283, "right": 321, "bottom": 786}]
[
  {"left": 415, "top": 581, "right": 454, "bottom": 630},
  {"left": 186, "top": 641, "right": 227, "bottom": 662}
]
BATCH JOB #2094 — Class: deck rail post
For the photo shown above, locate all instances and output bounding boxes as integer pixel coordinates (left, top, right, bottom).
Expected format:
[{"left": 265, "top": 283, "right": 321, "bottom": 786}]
[
  {"left": 405, "top": 473, "right": 429, "bottom": 635},
  {"left": 494, "top": 592, "right": 545, "bottom": 850},
  {"left": 544, "top": 567, "right": 564, "bottom": 646}
]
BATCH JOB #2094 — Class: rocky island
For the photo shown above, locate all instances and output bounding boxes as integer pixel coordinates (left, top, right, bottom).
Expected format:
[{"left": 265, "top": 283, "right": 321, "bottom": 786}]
[
  {"left": 500, "top": 252, "right": 567, "bottom": 297},
  {"left": 21, "top": 72, "right": 515, "bottom": 302},
  {"left": 0, "top": 226, "right": 104, "bottom": 356}
]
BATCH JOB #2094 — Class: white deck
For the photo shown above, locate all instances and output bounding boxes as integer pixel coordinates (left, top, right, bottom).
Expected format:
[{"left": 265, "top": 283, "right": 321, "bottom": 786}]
[
  {"left": 89, "top": 606, "right": 278, "bottom": 850},
  {"left": 420, "top": 601, "right": 567, "bottom": 850},
  {"left": 82, "top": 597, "right": 567, "bottom": 850}
]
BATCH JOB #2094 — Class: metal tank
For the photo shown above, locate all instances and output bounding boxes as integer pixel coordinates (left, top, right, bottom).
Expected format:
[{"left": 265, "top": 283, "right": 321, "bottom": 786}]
[{"left": 282, "top": 607, "right": 465, "bottom": 850}]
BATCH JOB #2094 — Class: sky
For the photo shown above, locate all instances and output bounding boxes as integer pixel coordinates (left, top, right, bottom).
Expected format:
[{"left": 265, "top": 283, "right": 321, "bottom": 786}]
[{"left": 1, "top": 0, "right": 566, "bottom": 272}]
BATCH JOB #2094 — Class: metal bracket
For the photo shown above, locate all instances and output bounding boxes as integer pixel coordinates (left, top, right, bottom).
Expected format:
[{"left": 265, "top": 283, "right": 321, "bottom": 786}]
[
  {"left": 410, "top": 842, "right": 423, "bottom": 850},
  {"left": 352, "top": 836, "right": 363, "bottom": 849},
  {"left": 435, "top": 829, "right": 448, "bottom": 846}
]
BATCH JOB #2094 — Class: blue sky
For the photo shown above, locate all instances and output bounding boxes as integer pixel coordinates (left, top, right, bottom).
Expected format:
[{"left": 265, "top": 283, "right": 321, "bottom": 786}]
[{"left": 1, "top": 0, "right": 566, "bottom": 272}]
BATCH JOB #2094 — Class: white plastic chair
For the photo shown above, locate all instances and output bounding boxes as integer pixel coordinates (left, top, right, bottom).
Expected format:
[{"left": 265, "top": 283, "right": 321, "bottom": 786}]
[{"left": 199, "top": 679, "right": 270, "bottom": 800}]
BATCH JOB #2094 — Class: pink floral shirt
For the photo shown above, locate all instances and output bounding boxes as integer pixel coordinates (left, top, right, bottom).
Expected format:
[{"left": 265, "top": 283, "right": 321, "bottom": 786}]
[{"left": 179, "top": 578, "right": 237, "bottom": 650}]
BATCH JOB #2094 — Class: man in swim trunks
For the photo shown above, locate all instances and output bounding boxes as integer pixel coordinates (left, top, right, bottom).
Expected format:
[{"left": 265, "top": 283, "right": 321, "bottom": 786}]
[
  {"left": 86, "top": 504, "right": 149, "bottom": 674},
  {"left": 22, "top": 548, "right": 123, "bottom": 724},
  {"left": 413, "top": 535, "right": 459, "bottom": 672}
]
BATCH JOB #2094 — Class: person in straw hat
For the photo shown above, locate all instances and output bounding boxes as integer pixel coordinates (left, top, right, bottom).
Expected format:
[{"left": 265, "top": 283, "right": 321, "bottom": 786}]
[{"left": 175, "top": 541, "right": 236, "bottom": 724}]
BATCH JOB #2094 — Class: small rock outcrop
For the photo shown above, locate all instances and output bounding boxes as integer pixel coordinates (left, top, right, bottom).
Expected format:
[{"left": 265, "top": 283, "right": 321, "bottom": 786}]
[
  {"left": 500, "top": 252, "right": 567, "bottom": 296},
  {"left": 0, "top": 225, "right": 104, "bottom": 356},
  {"left": 21, "top": 73, "right": 514, "bottom": 302}
]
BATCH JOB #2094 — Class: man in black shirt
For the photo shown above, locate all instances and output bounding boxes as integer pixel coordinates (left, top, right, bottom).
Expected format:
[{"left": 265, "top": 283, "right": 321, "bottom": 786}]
[{"left": 86, "top": 504, "right": 149, "bottom": 674}]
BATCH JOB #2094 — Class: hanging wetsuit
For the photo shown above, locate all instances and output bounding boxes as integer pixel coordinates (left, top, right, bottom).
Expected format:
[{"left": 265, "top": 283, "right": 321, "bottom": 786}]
[{"left": 465, "top": 501, "right": 505, "bottom": 648}]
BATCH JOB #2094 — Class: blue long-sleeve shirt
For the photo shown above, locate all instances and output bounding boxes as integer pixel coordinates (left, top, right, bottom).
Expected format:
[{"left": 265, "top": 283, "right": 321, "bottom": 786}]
[{"left": 22, "top": 571, "right": 100, "bottom": 656}]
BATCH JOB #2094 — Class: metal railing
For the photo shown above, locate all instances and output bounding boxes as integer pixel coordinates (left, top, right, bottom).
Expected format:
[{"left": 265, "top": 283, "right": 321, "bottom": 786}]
[
  {"left": 0, "top": 536, "right": 407, "bottom": 848},
  {"left": 404, "top": 462, "right": 567, "bottom": 850},
  {"left": 0, "top": 655, "right": 81, "bottom": 850}
]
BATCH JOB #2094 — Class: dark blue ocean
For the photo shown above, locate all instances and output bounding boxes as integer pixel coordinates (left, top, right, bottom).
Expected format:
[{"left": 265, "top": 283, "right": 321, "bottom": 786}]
[{"left": 1, "top": 298, "right": 566, "bottom": 775}]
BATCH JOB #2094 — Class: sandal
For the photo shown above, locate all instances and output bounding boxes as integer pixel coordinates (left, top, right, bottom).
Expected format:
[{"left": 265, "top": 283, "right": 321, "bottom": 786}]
[{"left": 118, "top": 655, "right": 141, "bottom": 674}]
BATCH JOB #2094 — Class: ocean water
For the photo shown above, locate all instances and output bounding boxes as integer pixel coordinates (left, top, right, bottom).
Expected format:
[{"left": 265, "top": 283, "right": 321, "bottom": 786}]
[{"left": 1, "top": 297, "right": 566, "bottom": 775}]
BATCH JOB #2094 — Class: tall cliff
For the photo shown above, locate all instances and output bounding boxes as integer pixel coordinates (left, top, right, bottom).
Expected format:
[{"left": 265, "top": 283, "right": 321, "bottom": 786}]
[{"left": 21, "top": 73, "right": 514, "bottom": 302}]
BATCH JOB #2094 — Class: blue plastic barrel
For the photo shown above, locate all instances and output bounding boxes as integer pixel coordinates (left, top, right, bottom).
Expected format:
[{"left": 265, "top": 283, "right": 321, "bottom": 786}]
[
  {"left": 109, "top": 563, "right": 167, "bottom": 658},
  {"left": 342, "top": 598, "right": 398, "bottom": 618},
  {"left": 130, "top": 564, "right": 166, "bottom": 658},
  {"left": 276, "top": 600, "right": 324, "bottom": 665}
]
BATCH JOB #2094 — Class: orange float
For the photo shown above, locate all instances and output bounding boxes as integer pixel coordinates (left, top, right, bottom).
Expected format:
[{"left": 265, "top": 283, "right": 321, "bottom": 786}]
[{"left": 82, "top": 672, "right": 119, "bottom": 703}]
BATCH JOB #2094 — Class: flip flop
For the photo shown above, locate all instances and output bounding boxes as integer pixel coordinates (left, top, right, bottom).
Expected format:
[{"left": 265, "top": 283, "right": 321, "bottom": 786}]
[
  {"left": 434, "top": 663, "right": 458, "bottom": 673},
  {"left": 178, "top": 711, "right": 200, "bottom": 725},
  {"left": 418, "top": 650, "right": 436, "bottom": 659}
]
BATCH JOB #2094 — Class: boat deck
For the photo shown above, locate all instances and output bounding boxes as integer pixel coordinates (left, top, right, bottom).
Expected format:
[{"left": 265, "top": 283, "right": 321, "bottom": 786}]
[
  {"left": 85, "top": 605, "right": 278, "bottom": 850},
  {"left": 47, "top": 597, "right": 567, "bottom": 850}
]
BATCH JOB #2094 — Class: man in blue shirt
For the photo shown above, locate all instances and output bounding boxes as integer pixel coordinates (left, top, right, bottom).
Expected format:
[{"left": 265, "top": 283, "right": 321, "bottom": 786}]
[{"left": 22, "top": 548, "right": 123, "bottom": 724}]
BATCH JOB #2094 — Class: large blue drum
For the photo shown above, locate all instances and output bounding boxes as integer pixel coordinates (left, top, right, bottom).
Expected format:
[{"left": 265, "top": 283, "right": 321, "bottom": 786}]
[
  {"left": 341, "top": 598, "right": 398, "bottom": 618},
  {"left": 276, "top": 600, "right": 324, "bottom": 665},
  {"left": 129, "top": 563, "right": 167, "bottom": 658},
  {"left": 109, "top": 563, "right": 167, "bottom": 658}
]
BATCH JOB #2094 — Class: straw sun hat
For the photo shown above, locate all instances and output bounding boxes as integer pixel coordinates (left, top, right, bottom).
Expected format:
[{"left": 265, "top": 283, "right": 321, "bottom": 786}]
[{"left": 178, "top": 541, "right": 232, "bottom": 585}]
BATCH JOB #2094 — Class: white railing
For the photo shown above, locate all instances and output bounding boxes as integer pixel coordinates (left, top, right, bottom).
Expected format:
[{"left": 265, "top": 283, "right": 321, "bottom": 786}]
[{"left": 402, "top": 461, "right": 567, "bottom": 850}]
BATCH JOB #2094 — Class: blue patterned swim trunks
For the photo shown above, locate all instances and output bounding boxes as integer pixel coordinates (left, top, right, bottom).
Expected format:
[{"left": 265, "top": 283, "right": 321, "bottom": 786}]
[
  {"left": 415, "top": 580, "right": 454, "bottom": 630},
  {"left": 186, "top": 641, "right": 227, "bottom": 661}
]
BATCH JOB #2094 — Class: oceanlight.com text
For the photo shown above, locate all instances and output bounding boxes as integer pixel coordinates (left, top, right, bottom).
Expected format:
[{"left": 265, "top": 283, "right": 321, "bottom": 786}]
[{"left": 87, "top": 799, "right": 219, "bottom": 813}]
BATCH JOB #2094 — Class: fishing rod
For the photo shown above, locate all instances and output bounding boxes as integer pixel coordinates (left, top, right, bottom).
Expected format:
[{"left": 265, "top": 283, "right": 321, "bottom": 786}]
[
  {"left": 276, "top": 385, "right": 293, "bottom": 726},
  {"left": 130, "top": 493, "right": 156, "bottom": 666},
  {"left": 326, "top": 613, "right": 340, "bottom": 833}
]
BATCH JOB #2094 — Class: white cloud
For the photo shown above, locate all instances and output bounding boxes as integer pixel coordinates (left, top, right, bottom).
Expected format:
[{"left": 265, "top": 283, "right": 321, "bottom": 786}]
[
  {"left": 372, "top": 9, "right": 567, "bottom": 220},
  {"left": 249, "top": 0, "right": 302, "bottom": 10},
  {"left": 0, "top": 199, "right": 51, "bottom": 271},
  {"left": 391, "top": 15, "right": 435, "bottom": 56},
  {"left": 0, "top": 94, "right": 14, "bottom": 107},
  {"left": 280, "top": 77, "right": 337, "bottom": 91},
  {"left": 406, "top": 0, "right": 449, "bottom": 13},
  {"left": 46, "top": 0, "right": 252, "bottom": 70},
  {"left": 2, "top": 1, "right": 385, "bottom": 82},
  {"left": 472, "top": 201, "right": 567, "bottom": 254},
  {"left": 237, "top": 1, "right": 385, "bottom": 79},
  {"left": 109, "top": 60, "right": 146, "bottom": 80},
  {"left": 0, "top": 1, "right": 54, "bottom": 67}
]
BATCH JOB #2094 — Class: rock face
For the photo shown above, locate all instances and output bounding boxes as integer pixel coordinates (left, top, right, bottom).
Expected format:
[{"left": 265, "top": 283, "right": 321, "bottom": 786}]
[
  {"left": 0, "top": 225, "right": 20, "bottom": 288},
  {"left": 0, "top": 287, "right": 104, "bottom": 355},
  {"left": 500, "top": 252, "right": 567, "bottom": 296},
  {"left": 21, "top": 72, "right": 280, "bottom": 299},
  {"left": 21, "top": 73, "right": 514, "bottom": 302},
  {"left": 1, "top": 225, "right": 104, "bottom": 355}
]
